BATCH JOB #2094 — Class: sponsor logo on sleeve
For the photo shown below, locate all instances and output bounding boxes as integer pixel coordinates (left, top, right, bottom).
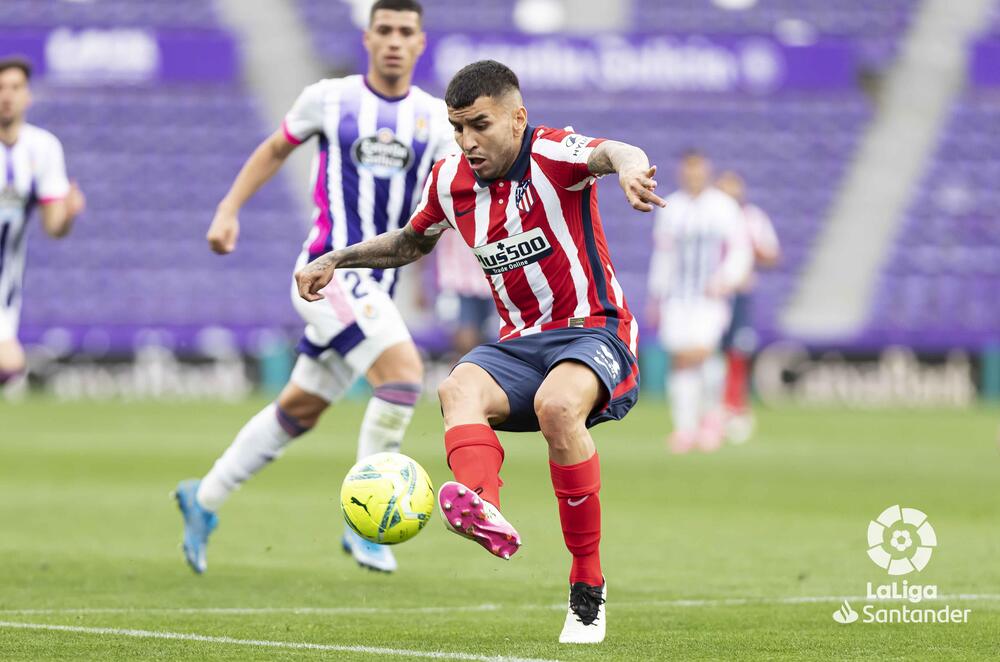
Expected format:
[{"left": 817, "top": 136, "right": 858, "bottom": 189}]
[{"left": 562, "top": 133, "right": 592, "bottom": 159}]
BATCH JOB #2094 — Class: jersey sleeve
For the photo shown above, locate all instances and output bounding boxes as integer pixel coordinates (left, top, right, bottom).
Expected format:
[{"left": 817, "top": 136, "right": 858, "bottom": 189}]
[
  {"left": 36, "top": 133, "right": 70, "bottom": 203},
  {"left": 747, "top": 204, "right": 781, "bottom": 260},
  {"left": 282, "top": 81, "right": 327, "bottom": 145},
  {"left": 407, "top": 161, "right": 451, "bottom": 237},
  {"left": 530, "top": 126, "right": 606, "bottom": 191},
  {"left": 711, "top": 195, "right": 754, "bottom": 293}
]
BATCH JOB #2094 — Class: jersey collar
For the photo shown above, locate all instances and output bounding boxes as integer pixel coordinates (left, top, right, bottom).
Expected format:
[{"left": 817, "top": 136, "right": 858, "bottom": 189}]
[
  {"left": 472, "top": 125, "right": 534, "bottom": 188},
  {"left": 362, "top": 76, "right": 410, "bottom": 102}
]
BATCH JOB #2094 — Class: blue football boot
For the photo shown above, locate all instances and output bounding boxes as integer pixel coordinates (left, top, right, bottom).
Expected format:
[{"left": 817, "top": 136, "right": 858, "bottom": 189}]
[{"left": 174, "top": 479, "right": 218, "bottom": 574}]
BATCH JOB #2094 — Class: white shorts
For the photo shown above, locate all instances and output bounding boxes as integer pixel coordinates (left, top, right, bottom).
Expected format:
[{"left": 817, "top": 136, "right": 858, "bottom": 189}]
[
  {"left": 0, "top": 304, "right": 19, "bottom": 343},
  {"left": 289, "top": 261, "right": 412, "bottom": 402},
  {"left": 658, "top": 298, "right": 731, "bottom": 353}
]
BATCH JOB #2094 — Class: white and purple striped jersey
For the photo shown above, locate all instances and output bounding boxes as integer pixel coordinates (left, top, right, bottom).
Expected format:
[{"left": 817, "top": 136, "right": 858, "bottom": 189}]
[
  {"left": 282, "top": 75, "right": 455, "bottom": 294},
  {"left": 0, "top": 124, "right": 69, "bottom": 329},
  {"left": 648, "top": 187, "right": 752, "bottom": 301}
]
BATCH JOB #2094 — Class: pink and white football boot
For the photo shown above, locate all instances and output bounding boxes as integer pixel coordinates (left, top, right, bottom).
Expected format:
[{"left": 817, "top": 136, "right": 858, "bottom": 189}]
[{"left": 437, "top": 481, "right": 521, "bottom": 560}]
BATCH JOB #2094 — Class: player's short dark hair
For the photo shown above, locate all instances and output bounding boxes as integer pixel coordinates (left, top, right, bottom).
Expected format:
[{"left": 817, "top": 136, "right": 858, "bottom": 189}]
[
  {"left": 369, "top": 0, "right": 423, "bottom": 25},
  {"left": 680, "top": 148, "right": 706, "bottom": 161},
  {"left": 445, "top": 60, "right": 520, "bottom": 109},
  {"left": 0, "top": 56, "right": 32, "bottom": 81}
]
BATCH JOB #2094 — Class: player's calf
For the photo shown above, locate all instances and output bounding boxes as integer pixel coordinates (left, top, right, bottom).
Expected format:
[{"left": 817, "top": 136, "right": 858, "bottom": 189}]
[
  {"left": 175, "top": 401, "right": 315, "bottom": 574},
  {"left": 356, "top": 381, "right": 421, "bottom": 459},
  {"left": 348, "top": 380, "right": 421, "bottom": 573}
]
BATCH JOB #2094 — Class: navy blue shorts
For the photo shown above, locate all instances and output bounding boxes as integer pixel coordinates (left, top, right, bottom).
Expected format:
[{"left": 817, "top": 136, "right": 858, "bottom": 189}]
[{"left": 457, "top": 326, "right": 640, "bottom": 433}]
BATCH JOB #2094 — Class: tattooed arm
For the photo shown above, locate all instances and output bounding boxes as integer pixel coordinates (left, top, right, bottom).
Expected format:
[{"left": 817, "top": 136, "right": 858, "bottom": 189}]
[
  {"left": 587, "top": 140, "right": 666, "bottom": 213},
  {"left": 295, "top": 223, "right": 441, "bottom": 301}
]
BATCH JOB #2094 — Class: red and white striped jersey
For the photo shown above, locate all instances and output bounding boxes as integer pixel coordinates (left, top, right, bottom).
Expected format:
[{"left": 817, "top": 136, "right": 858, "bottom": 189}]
[{"left": 409, "top": 125, "right": 636, "bottom": 355}]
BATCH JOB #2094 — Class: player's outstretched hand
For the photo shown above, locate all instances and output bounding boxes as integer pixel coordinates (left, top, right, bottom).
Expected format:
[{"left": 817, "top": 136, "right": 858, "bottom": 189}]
[
  {"left": 207, "top": 207, "right": 240, "bottom": 254},
  {"left": 295, "top": 256, "right": 336, "bottom": 302},
  {"left": 619, "top": 165, "right": 666, "bottom": 213}
]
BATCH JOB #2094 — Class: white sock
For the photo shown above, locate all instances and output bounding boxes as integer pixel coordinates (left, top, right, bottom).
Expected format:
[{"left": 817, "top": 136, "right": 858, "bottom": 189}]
[
  {"left": 197, "top": 403, "right": 309, "bottom": 511},
  {"left": 701, "top": 353, "right": 726, "bottom": 416},
  {"left": 669, "top": 366, "right": 701, "bottom": 434},
  {"left": 356, "top": 383, "right": 420, "bottom": 461}
]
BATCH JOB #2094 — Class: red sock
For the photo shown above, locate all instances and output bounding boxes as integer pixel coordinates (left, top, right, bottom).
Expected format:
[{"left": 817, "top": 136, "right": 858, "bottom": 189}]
[
  {"left": 444, "top": 424, "right": 505, "bottom": 509},
  {"left": 549, "top": 453, "right": 602, "bottom": 586},
  {"left": 723, "top": 350, "right": 750, "bottom": 412}
]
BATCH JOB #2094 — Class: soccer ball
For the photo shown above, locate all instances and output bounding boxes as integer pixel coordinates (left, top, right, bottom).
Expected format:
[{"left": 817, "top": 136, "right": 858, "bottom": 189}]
[{"left": 340, "top": 452, "right": 435, "bottom": 544}]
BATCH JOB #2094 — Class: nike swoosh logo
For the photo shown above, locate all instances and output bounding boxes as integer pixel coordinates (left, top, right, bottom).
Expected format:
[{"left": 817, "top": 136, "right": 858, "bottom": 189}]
[
  {"left": 454, "top": 207, "right": 475, "bottom": 218},
  {"left": 567, "top": 496, "right": 589, "bottom": 507}
]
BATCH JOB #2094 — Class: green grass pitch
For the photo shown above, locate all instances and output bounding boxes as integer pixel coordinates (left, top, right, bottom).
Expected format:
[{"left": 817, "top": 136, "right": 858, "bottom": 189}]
[{"left": 1, "top": 398, "right": 998, "bottom": 660}]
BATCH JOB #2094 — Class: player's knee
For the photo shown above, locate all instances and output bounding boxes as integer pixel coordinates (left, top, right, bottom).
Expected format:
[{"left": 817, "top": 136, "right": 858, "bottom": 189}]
[
  {"left": 534, "top": 392, "right": 583, "bottom": 437},
  {"left": 673, "top": 350, "right": 707, "bottom": 370},
  {"left": 368, "top": 343, "right": 424, "bottom": 386},
  {"left": 276, "top": 388, "right": 328, "bottom": 430},
  {"left": 370, "top": 358, "right": 423, "bottom": 387}
]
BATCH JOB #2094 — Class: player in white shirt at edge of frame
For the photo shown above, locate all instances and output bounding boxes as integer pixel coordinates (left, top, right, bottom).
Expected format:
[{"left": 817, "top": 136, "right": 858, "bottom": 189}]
[
  {"left": 647, "top": 150, "right": 752, "bottom": 454},
  {"left": 0, "top": 57, "right": 85, "bottom": 397}
]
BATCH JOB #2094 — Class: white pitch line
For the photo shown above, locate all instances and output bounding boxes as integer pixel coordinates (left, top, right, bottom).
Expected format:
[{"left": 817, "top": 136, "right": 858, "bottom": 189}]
[
  {"left": 0, "top": 604, "right": 504, "bottom": 616},
  {"left": 612, "top": 593, "right": 1000, "bottom": 608},
  {"left": 0, "top": 621, "right": 560, "bottom": 662},
  {"left": 3, "top": 593, "right": 999, "bottom": 617}
]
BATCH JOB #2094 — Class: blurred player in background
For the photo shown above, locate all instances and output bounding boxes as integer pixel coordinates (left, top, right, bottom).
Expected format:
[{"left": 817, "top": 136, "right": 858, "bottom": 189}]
[
  {"left": 0, "top": 57, "right": 85, "bottom": 395},
  {"left": 648, "top": 151, "right": 751, "bottom": 454},
  {"left": 296, "top": 59, "right": 664, "bottom": 644},
  {"left": 716, "top": 170, "right": 780, "bottom": 443},
  {"left": 174, "top": 0, "right": 456, "bottom": 575},
  {"left": 435, "top": 228, "right": 496, "bottom": 356}
]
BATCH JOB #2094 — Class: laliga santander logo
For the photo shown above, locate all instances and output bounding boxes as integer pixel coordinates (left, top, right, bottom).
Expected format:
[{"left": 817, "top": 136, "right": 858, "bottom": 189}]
[
  {"left": 867, "top": 505, "right": 937, "bottom": 575},
  {"left": 832, "top": 505, "right": 970, "bottom": 625}
]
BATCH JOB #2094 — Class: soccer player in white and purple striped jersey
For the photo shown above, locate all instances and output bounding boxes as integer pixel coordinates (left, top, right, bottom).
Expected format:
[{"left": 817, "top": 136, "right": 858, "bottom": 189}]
[
  {"left": 0, "top": 57, "right": 85, "bottom": 394},
  {"left": 175, "top": 0, "right": 455, "bottom": 575}
]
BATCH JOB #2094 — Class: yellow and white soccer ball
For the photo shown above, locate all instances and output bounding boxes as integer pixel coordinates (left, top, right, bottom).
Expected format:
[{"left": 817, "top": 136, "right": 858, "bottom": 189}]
[{"left": 340, "top": 452, "right": 434, "bottom": 544}]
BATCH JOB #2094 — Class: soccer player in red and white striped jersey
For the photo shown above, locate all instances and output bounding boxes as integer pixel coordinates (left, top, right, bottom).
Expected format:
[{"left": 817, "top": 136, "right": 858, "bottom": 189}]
[{"left": 295, "top": 60, "right": 665, "bottom": 644}]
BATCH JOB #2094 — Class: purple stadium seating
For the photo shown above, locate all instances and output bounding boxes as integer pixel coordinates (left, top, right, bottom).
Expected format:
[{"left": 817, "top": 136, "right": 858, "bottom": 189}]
[
  {"left": 0, "top": 0, "right": 220, "bottom": 27},
  {"left": 297, "top": 0, "right": 917, "bottom": 71},
  {"left": 10, "top": 1, "right": 879, "bottom": 353},
  {"left": 631, "top": 0, "right": 919, "bottom": 69},
  {"left": 20, "top": 85, "right": 304, "bottom": 349},
  {"left": 865, "top": 93, "right": 1000, "bottom": 349}
]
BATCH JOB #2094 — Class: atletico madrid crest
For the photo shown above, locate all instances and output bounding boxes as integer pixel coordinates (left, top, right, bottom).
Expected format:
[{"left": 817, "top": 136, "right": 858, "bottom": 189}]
[{"left": 515, "top": 179, "right": 535, "bottom": 213}]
